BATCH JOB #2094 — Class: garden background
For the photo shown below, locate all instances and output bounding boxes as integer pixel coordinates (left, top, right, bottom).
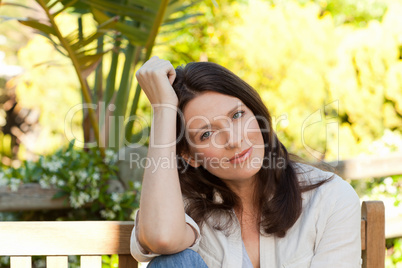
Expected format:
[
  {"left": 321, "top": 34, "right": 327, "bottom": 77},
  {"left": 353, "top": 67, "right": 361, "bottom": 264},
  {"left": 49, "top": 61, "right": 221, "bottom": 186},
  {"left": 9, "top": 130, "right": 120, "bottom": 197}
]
[{"left": 0, "top": 0, "right": 401, "bottom": 267}]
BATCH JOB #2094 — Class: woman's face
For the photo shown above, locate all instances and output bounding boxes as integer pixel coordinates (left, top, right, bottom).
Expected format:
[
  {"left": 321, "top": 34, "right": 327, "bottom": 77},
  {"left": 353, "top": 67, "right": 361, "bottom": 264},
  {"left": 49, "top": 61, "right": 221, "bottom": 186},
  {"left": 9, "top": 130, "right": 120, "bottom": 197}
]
[{"left": 182, "top": 91, "right": 265, "bottom": 183}]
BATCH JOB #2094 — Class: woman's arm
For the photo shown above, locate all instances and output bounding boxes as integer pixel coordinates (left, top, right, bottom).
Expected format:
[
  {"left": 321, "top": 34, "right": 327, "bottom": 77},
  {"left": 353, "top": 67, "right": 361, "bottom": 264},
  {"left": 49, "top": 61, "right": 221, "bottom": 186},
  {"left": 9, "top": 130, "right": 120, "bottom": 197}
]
[
  {"left": 135, "top": 56, "right": 196, "bottom": 254},
  {"left": 310, "top": 178, "right": 361, "bottom": 267}
]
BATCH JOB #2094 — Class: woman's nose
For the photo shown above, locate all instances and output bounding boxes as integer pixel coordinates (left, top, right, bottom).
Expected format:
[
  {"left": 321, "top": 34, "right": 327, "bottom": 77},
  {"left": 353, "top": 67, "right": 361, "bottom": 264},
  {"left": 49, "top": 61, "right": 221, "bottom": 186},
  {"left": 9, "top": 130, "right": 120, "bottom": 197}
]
[{"left": 225, "top": 127, "right": 243, "bottom": 149}]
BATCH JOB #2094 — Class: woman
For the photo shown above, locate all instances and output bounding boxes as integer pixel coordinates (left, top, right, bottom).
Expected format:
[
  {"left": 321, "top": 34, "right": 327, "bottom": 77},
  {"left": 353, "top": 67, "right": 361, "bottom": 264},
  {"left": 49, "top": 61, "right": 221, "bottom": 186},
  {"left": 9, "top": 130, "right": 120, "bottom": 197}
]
[{"left": 130, "top": 56, "right": 361, "bottom": 268}]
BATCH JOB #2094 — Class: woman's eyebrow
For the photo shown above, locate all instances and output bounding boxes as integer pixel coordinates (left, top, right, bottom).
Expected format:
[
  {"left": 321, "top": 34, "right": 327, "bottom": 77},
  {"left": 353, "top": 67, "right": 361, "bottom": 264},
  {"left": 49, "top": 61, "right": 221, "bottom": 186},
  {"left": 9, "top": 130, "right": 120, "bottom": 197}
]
[{"left": 189, "top": 104, "right": 244, "bottom": 137}]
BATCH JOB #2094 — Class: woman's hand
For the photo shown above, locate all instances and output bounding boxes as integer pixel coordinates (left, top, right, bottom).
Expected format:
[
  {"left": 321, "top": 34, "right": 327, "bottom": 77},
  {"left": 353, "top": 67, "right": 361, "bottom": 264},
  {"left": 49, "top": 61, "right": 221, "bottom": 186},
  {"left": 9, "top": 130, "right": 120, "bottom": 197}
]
[{"left": 136, "top": 56, "right": 178, "bottom": 107}]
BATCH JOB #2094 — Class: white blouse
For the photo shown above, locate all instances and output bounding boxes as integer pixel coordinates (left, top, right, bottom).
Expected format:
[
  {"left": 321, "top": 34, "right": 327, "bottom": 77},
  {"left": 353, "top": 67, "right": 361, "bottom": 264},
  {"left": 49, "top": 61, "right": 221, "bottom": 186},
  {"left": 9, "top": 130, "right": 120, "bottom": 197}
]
[{"left": 130, "top": 163, "right": 362, "bottom": 268}]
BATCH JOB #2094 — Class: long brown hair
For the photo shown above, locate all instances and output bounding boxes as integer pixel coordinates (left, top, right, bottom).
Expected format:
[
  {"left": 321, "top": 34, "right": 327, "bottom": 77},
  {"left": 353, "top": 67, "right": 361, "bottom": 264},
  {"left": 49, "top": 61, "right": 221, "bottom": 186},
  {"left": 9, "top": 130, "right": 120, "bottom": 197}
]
[{"left": 172, "top": 62, "right": 332, "bottom": 237}]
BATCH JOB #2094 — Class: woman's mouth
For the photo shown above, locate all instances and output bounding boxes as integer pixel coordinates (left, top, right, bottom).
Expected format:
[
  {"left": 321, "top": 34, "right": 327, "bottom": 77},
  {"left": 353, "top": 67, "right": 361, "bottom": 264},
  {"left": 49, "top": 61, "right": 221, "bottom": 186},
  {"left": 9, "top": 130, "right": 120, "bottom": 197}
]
[{"left": 229, "top": 147, "right": 253, "bottom": 164}]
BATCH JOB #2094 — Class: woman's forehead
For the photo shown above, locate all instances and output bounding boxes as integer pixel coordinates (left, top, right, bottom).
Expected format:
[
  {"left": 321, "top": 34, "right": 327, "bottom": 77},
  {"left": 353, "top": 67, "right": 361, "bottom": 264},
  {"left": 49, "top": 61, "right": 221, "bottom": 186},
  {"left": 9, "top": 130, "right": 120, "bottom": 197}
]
[{"left": 183, "top": 91, "right": 245, "bottom": 127}]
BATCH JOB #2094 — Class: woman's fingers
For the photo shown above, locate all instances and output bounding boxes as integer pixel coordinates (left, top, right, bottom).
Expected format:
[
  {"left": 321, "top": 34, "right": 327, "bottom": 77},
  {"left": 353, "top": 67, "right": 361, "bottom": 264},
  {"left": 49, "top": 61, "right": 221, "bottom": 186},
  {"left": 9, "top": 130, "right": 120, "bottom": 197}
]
[{"left": 136, "top": 57, "right": 178, "bottom": 106}]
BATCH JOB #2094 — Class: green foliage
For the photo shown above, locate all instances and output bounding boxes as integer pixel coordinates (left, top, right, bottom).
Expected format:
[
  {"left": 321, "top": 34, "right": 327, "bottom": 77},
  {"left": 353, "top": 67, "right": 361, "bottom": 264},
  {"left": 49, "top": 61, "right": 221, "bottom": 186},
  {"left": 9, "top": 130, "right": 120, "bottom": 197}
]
[
  {"left": 386, "top": 238, "right": 402, "bottom": 266},
  {"left": 1, "top": 254, "right": 121, "bottom": 268},
  {"left": 1, "top": 0, "right": 203, "bottom": 158},
  {"left": 314, "top": 0, "right": 387, "bottom": 26},
  {"left": 0, "top": 141, "right": 141, "bottom": 220}
]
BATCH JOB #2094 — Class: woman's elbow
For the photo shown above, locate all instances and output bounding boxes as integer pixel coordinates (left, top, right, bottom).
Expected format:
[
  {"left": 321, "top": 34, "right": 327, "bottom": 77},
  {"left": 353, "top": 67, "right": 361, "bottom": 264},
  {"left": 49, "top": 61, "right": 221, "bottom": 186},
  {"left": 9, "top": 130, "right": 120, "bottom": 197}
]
[{"left": 139, "top": 230, "right": 184, "bottom": 254}]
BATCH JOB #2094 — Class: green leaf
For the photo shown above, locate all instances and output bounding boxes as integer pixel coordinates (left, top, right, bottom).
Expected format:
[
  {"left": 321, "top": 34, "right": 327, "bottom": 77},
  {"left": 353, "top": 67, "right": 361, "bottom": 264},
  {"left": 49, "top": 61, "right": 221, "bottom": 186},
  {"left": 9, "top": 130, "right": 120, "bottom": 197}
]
[
  {"left": 0, "top": 2, "right": 40, "bottom": 12},
  {"left": 18, "top": 19, "right": 57, "bottom": 36},
  {"left": 162, "top": 13, "right": 202, "bottom": 26},
  {"left": 83, "top": 0, "right": 156, "bottom": 25},
  {"left": 127, "top": 0, "right": 160, "bottom": 10},
  {"left": 91, "top": 8, "right": 148, "bottom": 45},
  {"left": 165, "top": 0, "right": 202, "bottom": 16},
  {"left": 47, "top": 0, "right": 63, "bottom": 10},
  {"left": 77, "top": 51, "right": 106, "bottom": 76},
  {"left": 53, "top": 191, "right": 69, "bottom": 199},
  {"left": 70, "top": 29, "right": 109, "bottom": 52},
  {"left": 52, "top": 0, "right": 79, "bottom": 17}
]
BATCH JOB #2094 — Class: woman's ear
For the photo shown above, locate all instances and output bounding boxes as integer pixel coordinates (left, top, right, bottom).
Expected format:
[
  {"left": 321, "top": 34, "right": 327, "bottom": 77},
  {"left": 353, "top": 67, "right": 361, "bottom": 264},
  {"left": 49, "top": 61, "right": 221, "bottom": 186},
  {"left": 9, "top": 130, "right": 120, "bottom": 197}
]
[{"left": 181, "top": 153, "right": 201, "bottom": 168}]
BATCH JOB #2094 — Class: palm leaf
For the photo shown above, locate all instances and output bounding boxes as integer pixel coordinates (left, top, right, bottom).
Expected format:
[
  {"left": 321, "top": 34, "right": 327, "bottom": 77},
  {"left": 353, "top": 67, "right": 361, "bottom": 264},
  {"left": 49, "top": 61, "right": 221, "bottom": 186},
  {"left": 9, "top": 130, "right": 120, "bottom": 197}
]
[
  {"left": 162, "top": 13, "right": 202, "bottom": 26},
  {"left": 127, "top": 0, "right": 160, "bottom": 10},
  {"left": 52, "top": 0, "right": 79, "bottom": 17},
  {"left": 18, "top": 19, "right": 57, "bottom": 36},
  {"left": 91, "top": 8, "right": 148, "bottom": 45},
  {"left": 0, "top": 2, "right": 41, "bottom": 12},
  {"left": 37, "top": 32, "right": 68, "bottom": 56},
  {"left": 77, "top": 52, "right": 107, "bottom": 79},
  {"left": 83, "top": 0, "right": 156, "bottom": 25}
]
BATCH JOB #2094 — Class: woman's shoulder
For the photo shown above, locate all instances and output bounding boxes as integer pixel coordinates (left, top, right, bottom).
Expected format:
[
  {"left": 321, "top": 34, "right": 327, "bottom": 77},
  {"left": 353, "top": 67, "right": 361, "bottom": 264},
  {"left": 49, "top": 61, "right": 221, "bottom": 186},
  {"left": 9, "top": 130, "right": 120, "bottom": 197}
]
[
  {"left": 292, "top": 162, "right": 335, "bottom": 182},
  {"left": 293, "top": 162, "right": 359, "bottom": 204}
]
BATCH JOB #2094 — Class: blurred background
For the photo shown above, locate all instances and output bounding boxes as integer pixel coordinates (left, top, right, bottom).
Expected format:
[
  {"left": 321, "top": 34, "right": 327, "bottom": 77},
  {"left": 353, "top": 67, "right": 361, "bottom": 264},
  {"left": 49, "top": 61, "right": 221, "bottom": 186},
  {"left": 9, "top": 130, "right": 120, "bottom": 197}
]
[{"left": 0, "top": 0, "right": 401, "bottom": 267}]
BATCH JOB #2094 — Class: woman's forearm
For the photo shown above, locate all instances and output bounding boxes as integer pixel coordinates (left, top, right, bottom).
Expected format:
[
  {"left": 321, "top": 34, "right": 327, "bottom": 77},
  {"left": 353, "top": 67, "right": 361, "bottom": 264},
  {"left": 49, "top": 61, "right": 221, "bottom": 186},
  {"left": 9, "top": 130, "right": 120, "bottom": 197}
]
[{"left": 137, "top": 106, "right": 190, "bottom": 253}]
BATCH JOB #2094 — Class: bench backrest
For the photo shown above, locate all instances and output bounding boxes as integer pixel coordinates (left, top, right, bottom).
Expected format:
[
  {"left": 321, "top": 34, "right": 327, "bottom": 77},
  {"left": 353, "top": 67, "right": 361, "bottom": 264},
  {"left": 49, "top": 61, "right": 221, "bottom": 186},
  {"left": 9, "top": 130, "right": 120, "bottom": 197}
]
[{"left": 0, "top": 201, "right": 385, "bottom": 268}]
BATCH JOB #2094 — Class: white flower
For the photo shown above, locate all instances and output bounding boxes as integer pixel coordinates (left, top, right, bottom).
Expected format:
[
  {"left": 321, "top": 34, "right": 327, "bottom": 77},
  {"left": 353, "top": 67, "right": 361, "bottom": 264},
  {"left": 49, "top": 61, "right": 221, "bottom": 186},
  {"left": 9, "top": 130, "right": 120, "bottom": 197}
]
[
  {"left": 69, "top": 192, "right": 90, "bottom": 208},
  {"left": 112, "top": 204, "right": 121, "bottom": 212},
  {"left": 9, "top": 178, "right": 20, "bottom": 192},
  {"left": 91, "top": 188, "right": 99, "bottom": 199},
  {"left": 79, "top": 192, "right": 90, "bottom": 203},
  {"left": 386, "top": 185, "right": 398, "bottom": 195},
  {"left": 100, "top": 209, "right": 116, "bottom": 220},
  {"left": 57, "top": 180, "right": 65, "bottom": 187},
  {"left": 0, "top": 173, "right": 7, "bottom": 187},
  {"left": 105, "top": 150, "right": 117, "bottom": 164},
  {"left": 111, "top": 192, "right": 121, "bottom": 203},
  {"left": 69, "top": 195, "right": 81, "bottom": 209},
  {"left": 78, "top": 171, "right": 88, "bottom": 180},
  {"left": 384, "top": 177, "right": 393, "bottom": 186},
  {"left": 43, "top": 160, "right": 63, "bottom": 172},
  {"left": 378, "top": 184, "right": 386, "bottom": 193},
  {"left": 133, "top": 181, "right": 141, "bottom": 190},
  {"left": 50, "top": 175, "right": 58, "bottom": 185},
  {"left": 92, "top": 173, "right": 100, "bottom": 181},
  {"left": 39, "top": 179, "right": 50, "bottom": 189}
]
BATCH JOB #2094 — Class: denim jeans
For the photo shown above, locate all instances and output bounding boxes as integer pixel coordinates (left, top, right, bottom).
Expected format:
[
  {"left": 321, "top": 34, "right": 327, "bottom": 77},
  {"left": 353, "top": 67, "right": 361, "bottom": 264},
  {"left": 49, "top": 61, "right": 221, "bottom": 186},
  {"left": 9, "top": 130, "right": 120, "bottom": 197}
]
[{"left": 147, "top": 249, "right": 208, "bottom": 268}]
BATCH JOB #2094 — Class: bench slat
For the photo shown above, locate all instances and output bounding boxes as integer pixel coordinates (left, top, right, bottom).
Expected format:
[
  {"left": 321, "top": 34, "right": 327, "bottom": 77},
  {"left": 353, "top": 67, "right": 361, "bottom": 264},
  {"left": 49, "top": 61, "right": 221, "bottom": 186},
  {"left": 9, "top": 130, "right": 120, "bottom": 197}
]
[
  {"left": 0, "top": 221, "right": 134, "bottom": 256},
  {"left": 10, "top": 256, "right": 31, "bottom": 268},
  {"left": 362, "top": 201, "right": 385, "bottom": 268},
  {"left": 47, "top": 256, "right": 68, "bottom": 268},
  {"left": 0, "top": 202, "right": 384, "bottom": 268},
  {"left": 81, "top": 256, "right": 102, "bottom": 268},
  {"left": 361, "top": 220, "right": 366, "bottom": 251},
  {"left": 119, "top": 254, "right": 139, "bottom": 268}
]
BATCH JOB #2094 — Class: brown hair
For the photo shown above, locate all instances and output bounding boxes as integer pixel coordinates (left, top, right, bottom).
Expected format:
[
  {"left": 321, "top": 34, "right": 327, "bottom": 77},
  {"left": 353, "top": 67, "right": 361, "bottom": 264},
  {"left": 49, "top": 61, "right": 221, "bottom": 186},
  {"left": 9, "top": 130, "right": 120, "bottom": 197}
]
[{"left": 172, "top": 62, "right": 332, "bottom": 237}]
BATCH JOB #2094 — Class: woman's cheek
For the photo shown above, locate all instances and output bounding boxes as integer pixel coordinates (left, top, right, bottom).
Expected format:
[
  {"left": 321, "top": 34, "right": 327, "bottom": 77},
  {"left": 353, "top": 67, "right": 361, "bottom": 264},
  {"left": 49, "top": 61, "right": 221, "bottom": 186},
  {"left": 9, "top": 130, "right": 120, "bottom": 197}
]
[{"left": 244, "top": 117, "right": 263, "bottom": 142}]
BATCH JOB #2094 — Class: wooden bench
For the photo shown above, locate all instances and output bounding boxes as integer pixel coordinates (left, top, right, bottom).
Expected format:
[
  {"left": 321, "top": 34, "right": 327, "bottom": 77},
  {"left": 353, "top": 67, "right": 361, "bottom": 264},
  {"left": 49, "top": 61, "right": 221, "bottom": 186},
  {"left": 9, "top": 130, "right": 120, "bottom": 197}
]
[{"left": 0, "top": 201, "right": 385, "bottom": 268}]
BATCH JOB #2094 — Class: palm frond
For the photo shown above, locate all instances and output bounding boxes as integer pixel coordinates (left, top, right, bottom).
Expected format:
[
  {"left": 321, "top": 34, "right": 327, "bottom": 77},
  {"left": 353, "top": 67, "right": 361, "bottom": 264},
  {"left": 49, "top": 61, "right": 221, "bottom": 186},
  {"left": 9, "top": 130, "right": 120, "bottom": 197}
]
[
  {"left": 18, "top": 19, "right": 56, "bottom": 36},
  {"left": 91, "top": 8, "right": 148, "bottom": 46},
  {"left": 83, "top": 0, "right": 156, "bottom": 26},
  {"left": 126, "top": 0, "right": 160, "bottom": 10},
  {"left": 0, "top": 2, "right": 40, "bottom": 12},
  {"left": 77, "top": 52, "right": 107, "bottom": 78},
  {"left": 162, "top": 13, "right": 202, "bottom": 26},
  {"left": 52, "top": 0, "right": 79, "bottom": 17}
]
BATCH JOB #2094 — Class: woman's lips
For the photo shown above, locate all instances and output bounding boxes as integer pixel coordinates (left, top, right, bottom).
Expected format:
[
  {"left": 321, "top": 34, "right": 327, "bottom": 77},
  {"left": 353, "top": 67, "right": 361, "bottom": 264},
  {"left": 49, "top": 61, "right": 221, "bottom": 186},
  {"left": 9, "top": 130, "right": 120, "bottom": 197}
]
[{"left": 229, "top": 147, "right": 253, "bottom": 163}]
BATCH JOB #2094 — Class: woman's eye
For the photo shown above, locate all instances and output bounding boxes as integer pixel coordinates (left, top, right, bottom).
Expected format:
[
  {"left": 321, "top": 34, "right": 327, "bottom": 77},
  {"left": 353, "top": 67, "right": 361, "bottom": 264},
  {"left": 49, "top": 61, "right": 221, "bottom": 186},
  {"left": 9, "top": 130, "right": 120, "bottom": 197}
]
[
  {"left": 233, "top": 110, "right": 245, "bottom": 119},
  {"left": 200, "top": 131, "right": 212, "bottom": 141}
]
